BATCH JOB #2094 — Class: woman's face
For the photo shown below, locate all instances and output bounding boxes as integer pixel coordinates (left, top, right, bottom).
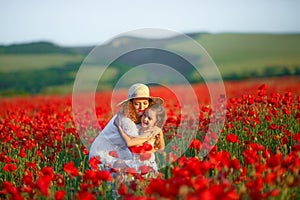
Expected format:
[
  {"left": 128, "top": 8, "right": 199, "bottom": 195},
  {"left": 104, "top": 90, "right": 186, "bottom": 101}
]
[{"left": 132, "top": 98, "right": 149, "bottom": 117}]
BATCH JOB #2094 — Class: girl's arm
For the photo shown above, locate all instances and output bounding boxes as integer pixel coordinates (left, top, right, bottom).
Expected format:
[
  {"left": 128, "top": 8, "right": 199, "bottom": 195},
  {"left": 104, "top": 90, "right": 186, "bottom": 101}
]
[
  {"left": 143, "top": 130, "right": 165, "bottom": 154},
  {"left": 117, "top": 125, "right": 154, "bottom": 147}
]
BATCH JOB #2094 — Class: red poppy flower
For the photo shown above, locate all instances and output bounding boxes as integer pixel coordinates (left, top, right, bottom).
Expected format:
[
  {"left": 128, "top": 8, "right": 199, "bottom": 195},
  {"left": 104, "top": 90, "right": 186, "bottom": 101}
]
[
  {"left": 129, "top": 180, "right": 138, "bottom": 191},
  {"left": 76, "top": 191, "right": 95, "bottom": 200},
  {"left": 129, "top": 145, "right": 144, "bottom": 154},
  {"left": 54, "top": 174, "right": 65, "bottom": 187},
  {"left": 18, "top": 147, "right": 27, "bottom": 158},
  {"left": 258, "top": 84, "right": 267, "bottom": 96},
  {"left": 258, "top": 89, "right": 265, "bottom": 97},
  {"left": 292, "top": 133, "right": 300, "bottom": 142},
  {"left": 268, "top": 124, "right": 277, "bottom": 130},
  {"left": 3, "top": 163, "right": 17, "bottom": 172},
  {"left": 22, "top": 170, "right": 34, "bottom": 187},
  {"left": 118, "top": 183, "right": 128, "bottom": 195},
  {"left": 109, "top": 150, "right": 119, "bottom": 158},
  {"left": 20, "top": 185, "right": 33, "bottom": 195},
  {"left": 55, "top": 190, "right": 66, "bottom": 200},
  {"left": 189, "top": 139, "right": 202, "bottom": 151},
  {"left": 246, "top": 177, "right": 263, "bottom": 199},
  {"left": 1, "top": 181, "right": 18, "bottom": 195},
  {"left": 142, "top": 142, "right": 153, "bottom": 151},
  {"left": 139, "top": 165, "right": 150, "bottom": 175},
  {"left": 228, "top": 158, "right": 241, "bottom": 170},
  {"left": 197, "top": 189, "right": 215, "bottom": 200},
  {"left": 125, "top": 167, "right": 137, "bottom": 176},
  {"left": 292, "top": 143, "right": 300, "bottom": 151},
  {"left": 139, "top": 153, "right": 152, "bottom": 161},
  {"left": 83, "top": 148, "right": 89, "bottom": 155},
  {"left": 266, "top": 153, "right": 282, "bottom": 168},
  {"left": 88, "top": 156, "right": 101, "bottom": 170},
  {"left": 40, "top": 166, "right": 55, "bottom": 178},
  {"left": 264, "top": 172, "right": 276, "bottom": 184},
  {"left": 145, "top": 178, "right": 168, "bottom": 197},
  {"left": 96, "top": 170, "right": 112, "bottom": 182},
  {"left": 36, "top": 175, "right": 52, "bottom": 196},
  {"left": 243, "top": 149, "right": 258, "bottom": 165},
  {"left": 82, "top": 170, "right": 97, "bottom": 182},
  {"left": 63, "top": 162, "right": 79, "bottom": 177},
  {"left": 258, "top": 83, "right": 267, "bottom": 90},
  {"left": 26, "top": 162, "right": 37, "bottom": 169},
  {"left": 226, "top": 134, "right": 239, "bottom": 143},
  {"left": 296, "top": 112, "right": 300, "bottom": 119}
]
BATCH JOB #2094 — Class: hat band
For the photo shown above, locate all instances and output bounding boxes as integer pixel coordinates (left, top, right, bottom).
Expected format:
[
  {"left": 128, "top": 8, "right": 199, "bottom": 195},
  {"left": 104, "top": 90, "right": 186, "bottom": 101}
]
[{"left": 128, "top": 91, "right": 149, "bottom": 99}]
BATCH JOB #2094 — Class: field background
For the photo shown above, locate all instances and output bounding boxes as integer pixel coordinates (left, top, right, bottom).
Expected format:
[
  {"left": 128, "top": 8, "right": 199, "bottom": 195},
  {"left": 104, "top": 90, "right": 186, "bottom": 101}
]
[
  {"left": 1, "top": 33, "right": 300, "bottom": 199},
  {"left": 0, "top": 33, "right": 300, "bottom": 96}
]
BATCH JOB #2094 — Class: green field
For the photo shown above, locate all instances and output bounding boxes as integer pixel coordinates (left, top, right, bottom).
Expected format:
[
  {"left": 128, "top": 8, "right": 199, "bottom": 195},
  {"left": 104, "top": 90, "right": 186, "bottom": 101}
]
[
  {"left": 0, "top": 33, "right": 300, "bottom": 95},
  {"left": 168, "top": 33, "right": 300, "bottom": 77},
  {"left": 0, "top": 54, "right": 84, "bottom": 72},
  {"left": 201, "top": 34, "right": 300, "bottom": 74}
]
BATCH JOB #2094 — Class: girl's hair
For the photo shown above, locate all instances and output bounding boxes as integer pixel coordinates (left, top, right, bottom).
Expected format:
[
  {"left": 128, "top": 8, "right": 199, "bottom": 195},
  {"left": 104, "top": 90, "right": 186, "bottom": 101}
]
[
  {"left": 119, "top": 98, "right": 155, "bottom": 124},
  {"left": 148, "top": 104, "right": 166, "bottom": 151}
]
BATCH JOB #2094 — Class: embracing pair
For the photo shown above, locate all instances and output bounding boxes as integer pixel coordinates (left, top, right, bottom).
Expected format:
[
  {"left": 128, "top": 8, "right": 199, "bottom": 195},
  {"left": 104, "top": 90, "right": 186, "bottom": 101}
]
[{"left": 89, "top": 83, "right": 165, "bottom": 174}]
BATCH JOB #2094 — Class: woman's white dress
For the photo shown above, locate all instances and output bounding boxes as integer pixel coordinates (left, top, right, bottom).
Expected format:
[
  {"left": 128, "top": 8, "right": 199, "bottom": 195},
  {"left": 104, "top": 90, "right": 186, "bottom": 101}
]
[
  {"left": 88, "top": 115, "right": 161, "bottom": 173},
  {"left": 89, "top": 115, "right": 138, "bottom": 168}
]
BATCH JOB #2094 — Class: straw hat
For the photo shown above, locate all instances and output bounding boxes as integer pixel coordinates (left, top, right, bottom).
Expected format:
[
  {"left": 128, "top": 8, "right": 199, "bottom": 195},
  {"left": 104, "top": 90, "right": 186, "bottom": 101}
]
[{"left": 118, "top": 83, "right": 164, "bottom": 106}]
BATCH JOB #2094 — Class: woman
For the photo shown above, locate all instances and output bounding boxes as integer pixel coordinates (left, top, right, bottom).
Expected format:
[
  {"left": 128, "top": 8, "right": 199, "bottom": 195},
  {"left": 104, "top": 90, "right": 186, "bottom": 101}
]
[{"left": 88, "top": 83, "right": 163, "bottom": 170}]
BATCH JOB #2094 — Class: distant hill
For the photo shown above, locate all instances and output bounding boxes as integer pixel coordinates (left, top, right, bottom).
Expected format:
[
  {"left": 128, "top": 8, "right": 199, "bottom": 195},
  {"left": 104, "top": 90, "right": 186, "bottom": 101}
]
[
  {"left": 0, "top": 33, "right": 300, "bottom": 96},
  {"left": 71, "top": 32, "right": 300, "bottom": 81},
  {"left": 65, "top": 46, "right": 95, "bottom": 56},
  {"left": 0, "top": 41, "right": 77, "bottom": 54}
]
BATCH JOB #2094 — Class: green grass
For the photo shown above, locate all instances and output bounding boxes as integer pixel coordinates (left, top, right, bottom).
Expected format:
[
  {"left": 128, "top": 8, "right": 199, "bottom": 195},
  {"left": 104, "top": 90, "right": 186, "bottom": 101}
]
[
  {"left": 167, "top": 33, "right": 300, "bottom": 77},
  {"left": 0, "top": 54, "right": 84, "bottom": 72},
  {"left": 41, "top": 66, "right": 119, "bottom": 94},
  {"left": 215, "top": 34, "right": 299, "bottom": 75}
]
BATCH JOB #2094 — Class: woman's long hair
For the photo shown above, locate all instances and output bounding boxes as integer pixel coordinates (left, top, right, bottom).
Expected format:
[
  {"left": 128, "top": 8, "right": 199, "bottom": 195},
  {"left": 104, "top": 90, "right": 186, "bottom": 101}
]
[{"left": 119, "top": 99, "right": 155, "bottom": 124}]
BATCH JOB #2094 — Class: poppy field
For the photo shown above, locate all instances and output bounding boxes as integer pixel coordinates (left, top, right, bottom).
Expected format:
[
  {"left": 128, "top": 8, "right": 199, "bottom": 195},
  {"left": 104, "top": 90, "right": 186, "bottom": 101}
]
[{"left": 1, "top": 76, "right": 300, "bottom": 200}]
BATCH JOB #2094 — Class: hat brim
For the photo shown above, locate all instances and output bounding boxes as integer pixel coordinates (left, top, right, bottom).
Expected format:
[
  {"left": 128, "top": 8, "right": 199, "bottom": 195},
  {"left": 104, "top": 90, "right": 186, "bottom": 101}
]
[{"left": 117, "top": 96, "right": 164, "bottom": 106}]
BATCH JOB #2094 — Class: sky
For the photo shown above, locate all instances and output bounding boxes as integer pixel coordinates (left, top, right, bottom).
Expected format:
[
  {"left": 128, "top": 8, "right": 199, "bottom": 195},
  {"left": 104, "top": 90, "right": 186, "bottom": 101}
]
[{"left": 1, "top": 0, "right": 300, "bottom": 46}]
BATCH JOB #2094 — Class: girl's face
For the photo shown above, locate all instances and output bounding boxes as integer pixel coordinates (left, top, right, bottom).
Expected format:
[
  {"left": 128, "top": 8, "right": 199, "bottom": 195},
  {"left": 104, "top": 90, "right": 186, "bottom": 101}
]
[
  {"left": 132, "top": 98, "right": 150, "bottom": 117},
  {"left": 141, "top": 109, "right": 157, "bottom": 129}
]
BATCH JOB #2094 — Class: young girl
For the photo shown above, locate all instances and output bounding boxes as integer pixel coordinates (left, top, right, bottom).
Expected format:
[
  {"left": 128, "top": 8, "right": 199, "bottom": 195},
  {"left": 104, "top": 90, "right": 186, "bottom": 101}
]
[{"left": 114, "top": 103, "right": 166, "bottom": 173}]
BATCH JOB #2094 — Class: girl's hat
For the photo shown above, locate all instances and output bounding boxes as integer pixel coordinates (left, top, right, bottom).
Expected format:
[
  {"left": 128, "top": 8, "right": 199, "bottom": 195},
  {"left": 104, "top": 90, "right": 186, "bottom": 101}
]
[{"left": 118, "top": 83, "right": 164, "bottom": 106}]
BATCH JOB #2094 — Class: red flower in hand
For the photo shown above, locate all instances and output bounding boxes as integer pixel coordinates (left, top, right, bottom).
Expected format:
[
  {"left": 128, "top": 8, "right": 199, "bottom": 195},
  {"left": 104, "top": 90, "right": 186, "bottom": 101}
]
[
  {"left": 129, "top": 146, "right": 144, "bottom": 154},
  {"left": 129, "top": 142, "right": 153, "bottom": 154},
  {"left": 143, "top": 142, "right": 153, "bottom": 151}
]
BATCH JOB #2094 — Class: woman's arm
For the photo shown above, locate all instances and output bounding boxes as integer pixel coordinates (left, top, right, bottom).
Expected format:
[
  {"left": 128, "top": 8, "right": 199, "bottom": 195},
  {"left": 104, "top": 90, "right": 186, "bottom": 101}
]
[
  {"left": 141, "top": 130, "right": 165, "bottom": 154},
  {"left": 117, "top": 125, "right": 153, "bottom": 147}
]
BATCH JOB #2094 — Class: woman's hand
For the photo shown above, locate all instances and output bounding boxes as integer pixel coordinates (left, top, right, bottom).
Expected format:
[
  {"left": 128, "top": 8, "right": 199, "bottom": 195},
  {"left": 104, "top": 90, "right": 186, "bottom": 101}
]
[{"left": 146, "top": 136, "right": 155, "bottom": 144}]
